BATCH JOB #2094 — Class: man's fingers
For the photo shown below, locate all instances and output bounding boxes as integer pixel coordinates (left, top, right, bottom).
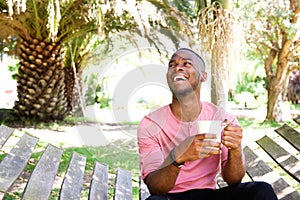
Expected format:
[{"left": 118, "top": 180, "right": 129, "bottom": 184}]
[
  {"left": 196, "top": 133, "right": 217, "bottom": 139},
  {"left": 197, "top": 147, "right": 221, "bottom": 158},
  {"left": 222, "top": 134, "right": 242, "bottom": 150}
]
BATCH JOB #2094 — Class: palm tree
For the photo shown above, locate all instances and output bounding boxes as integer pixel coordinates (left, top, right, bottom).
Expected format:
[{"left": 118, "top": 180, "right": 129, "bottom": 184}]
[
  {"left": 0, "top": 0, "right": 194, "bottom": 123},
  {"left": 63, "top": 34, "right": 96, "bottom": 117},
  {"left": 0, "top": 0, "right": 105, "bottom": 122}
]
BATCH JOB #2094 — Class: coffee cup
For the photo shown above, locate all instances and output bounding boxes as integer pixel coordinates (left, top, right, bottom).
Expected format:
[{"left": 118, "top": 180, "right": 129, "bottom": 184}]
[{"left": 197, "top": 120, "right": 223, "bottom": 143}]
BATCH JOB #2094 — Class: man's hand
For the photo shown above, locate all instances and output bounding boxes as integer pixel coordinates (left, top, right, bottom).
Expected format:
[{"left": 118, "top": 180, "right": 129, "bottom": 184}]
[
  {"left": 221, "top": 119, "right": 245, "bottom": 185},
  {"left": 174, "top": 134, "right": 221, "bottom": 163},
  {"left": 221, "top": 120, "right": 243, "bottom": 150}
]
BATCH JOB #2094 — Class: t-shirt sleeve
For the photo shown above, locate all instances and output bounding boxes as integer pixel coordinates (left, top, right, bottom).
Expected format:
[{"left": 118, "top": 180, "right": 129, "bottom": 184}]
[{"left": 138, "top": 116, "right": 165, "bottom": 180}]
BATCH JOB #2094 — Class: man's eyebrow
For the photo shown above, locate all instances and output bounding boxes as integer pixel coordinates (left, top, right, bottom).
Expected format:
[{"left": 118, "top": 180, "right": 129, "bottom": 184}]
[
  {"left": 182, "top": 58, "right": 193, "bottom": 61},
  {"left": 168, "top": 57, "right": 193, "bottom": 64}
]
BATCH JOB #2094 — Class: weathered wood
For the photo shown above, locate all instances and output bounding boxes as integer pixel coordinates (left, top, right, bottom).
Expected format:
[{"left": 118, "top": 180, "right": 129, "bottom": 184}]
[
  {"left": 139, "top": 176, "right": 150, "bottom": 200},
  {"left": 114, "top": 168, "right": 132, "bottom": 200},
  {"left": 0, "top": 125, "right": 14, "bottom": 148},
  {"left": 275, "top": 124, "right": 300, "bottom": 151},
  {"left": 0, "top": 133, "right": 38, "bottom": 193},
  {"left": 59, "top": 152, "right": 86, "bottom": 200},
  {"left": 22, "top": 144, "right": 63, "bottom": 200},
  {"left": 1, "top": 124, "right": 299, "bottom": 200},
  {"left": 293, "top": 115, "right": 300, "bottom": 125},
  {"left": 244, "top": 146, "right": 300, "bottom": 200},
  {"left": 0, "top": 192, "right": 4, "bottom": 199},
  {"left": 257, "top": 135, "right": 300, "bottom": 182},
  {"left": 216, "top": 173, "right": 228, "bottom": 188},
  {"left": 89, "top": 162, "right": 109, "bottom": 200}
]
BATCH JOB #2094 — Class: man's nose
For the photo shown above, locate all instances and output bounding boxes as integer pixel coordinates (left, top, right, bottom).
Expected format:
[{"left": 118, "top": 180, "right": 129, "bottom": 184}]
[{"left": 175, "top": 63, "right": 184, "bottom": 71}]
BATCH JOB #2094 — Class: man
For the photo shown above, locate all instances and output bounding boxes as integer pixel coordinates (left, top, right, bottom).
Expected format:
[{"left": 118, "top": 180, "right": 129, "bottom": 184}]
[{"left": 137, "top": 48, "right": 278, "bottom": 200}]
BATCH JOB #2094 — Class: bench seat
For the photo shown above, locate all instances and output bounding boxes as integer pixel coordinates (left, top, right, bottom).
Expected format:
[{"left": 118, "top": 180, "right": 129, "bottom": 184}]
[{"left": 0, "top": 118, "right": 300, "bottom": 199}]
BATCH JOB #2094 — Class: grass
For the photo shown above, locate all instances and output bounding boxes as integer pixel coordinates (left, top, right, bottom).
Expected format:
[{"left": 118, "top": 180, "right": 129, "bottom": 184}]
[
  {"left": 238, "top": 116, "right": 300, "bottom": 130},
  {"left": 238, "top": 117, "right": 281, "bottom": 128}
]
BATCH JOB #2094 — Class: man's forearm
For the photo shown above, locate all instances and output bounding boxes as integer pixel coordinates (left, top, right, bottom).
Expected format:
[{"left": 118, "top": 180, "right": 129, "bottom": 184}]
[
  {"left": 145, "top": 154, "right": 181, "bottom": 194},
  {"left": 223, "top": 147, "right": 246, "bottom": 185}
]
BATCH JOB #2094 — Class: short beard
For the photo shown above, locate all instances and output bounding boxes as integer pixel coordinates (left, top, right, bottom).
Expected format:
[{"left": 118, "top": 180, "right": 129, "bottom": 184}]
[{"left": 169, "top": 85, "right": 195, "bottom": 99}]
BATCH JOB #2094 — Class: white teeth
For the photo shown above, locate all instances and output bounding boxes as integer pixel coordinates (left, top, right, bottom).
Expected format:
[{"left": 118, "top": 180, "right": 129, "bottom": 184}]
[{"left": 174, "top": 75, "right": 187, "bottom": 81}]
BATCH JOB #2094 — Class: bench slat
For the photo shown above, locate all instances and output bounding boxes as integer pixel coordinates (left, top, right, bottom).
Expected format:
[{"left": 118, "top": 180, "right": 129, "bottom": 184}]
[
  {"left": 139, "top": 176, "right": 150, "bottom": 200},
  {"left": 0, "top": 133, "right": 38, "bottom": 193},
  {"left": 89, "top": 162, "right": 108, "bottom": 200},
  {"left": 0, "top": 192, "right": 5, "bottom": 199},
  {"left": 275, "top": 124, "right": 300, "bottom": 151},
  {"left": 22, "top": 144, "right": 63, "bottom": 200},
  {"left": 257, "top": 135, "right": 300, "bottom": 182},
  {"left": 216, "top": 173, "right": 228, "bottom": 188},
  {"left": 293, "top": 115, "right": 300, "bottom": 126},
  {"left": 114, "top": 168, "right": 132, "bottom": 200},
  {"left": 59, "top": 152, "right": 86, "bottom": 200},
  {"left": 244, "top": 146, "right": 300, "bottom": 200},
  {"left": 0, "top": 125, "right": 14, "bottom": 148}
]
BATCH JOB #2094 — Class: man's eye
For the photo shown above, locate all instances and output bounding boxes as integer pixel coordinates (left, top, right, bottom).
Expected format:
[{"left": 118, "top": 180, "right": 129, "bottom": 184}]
[
  {"left": 184, "top": 61, "right": 192, "bottom": 66},
  {"left": 169, "top": 63, "right": 176, "bottom": 68}
]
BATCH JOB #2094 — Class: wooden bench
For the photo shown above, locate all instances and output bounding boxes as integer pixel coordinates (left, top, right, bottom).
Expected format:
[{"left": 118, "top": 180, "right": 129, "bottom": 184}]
[
  {"left": 0, "top": 117, "right": 300, "bottom": 200},
  {"left": 0, "top": 125, "right": 137, "bottom": 200},
  {"left": 239, "top": 117, "right": 300, "bottom": 200}
]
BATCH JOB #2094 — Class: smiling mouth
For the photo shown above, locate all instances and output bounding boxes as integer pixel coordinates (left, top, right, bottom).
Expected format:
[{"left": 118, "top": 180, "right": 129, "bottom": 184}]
[{"left": 174, "top": 75, "right": 187, "bottom": 82}]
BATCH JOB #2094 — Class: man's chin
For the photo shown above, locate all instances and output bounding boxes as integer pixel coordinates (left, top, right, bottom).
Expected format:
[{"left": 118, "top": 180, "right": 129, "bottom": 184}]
[{"left": 172, "top": 88, "right": 195, "bottom": 98}]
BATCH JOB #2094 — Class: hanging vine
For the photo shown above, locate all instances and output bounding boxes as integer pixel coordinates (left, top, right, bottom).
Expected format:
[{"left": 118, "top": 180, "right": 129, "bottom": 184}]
[{"left": 197, "top": 1, "right": 246, "bottom": 106}]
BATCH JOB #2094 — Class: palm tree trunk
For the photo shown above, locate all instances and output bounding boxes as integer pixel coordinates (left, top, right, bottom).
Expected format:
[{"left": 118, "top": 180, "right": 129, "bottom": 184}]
[
  {"left": 13, "top": 36, "right": 68, "bottom": 122},
  {"left": 64, "top": 67, "right": 84, "bottom": 117}
]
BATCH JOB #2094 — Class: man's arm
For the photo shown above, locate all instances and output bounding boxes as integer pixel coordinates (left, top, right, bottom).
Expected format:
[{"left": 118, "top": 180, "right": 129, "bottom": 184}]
[
  {"left": 145, "top": 134, "right": 221, "bottom": 194},
  {"left": 221, "top": 124, "right": 246, "bottom": 184},
  {"left": 144, "top": 151, "right": 181, "bottom": 195}
]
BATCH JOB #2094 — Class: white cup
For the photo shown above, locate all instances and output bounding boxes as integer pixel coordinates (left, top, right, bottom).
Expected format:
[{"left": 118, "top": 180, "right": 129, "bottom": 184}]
[{"left": 197, "top": 120, "right": 223, "bottom": 143}]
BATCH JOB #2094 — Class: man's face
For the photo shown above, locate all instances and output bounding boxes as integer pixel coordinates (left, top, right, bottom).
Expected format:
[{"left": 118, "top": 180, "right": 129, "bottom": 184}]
[{"left": 166, "top": 49, "right": 205, "bottom": 97}]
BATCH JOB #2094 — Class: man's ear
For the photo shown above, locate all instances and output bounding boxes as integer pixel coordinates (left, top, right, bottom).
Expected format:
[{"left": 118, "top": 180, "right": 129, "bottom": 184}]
[{"left": 201, "top": 72, "right": 207, "bottom": 82}]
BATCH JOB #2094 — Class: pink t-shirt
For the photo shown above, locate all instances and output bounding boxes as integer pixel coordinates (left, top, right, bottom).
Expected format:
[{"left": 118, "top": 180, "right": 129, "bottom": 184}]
[{"left": 137, "top": 101, "right": 239, "bottom": 193}]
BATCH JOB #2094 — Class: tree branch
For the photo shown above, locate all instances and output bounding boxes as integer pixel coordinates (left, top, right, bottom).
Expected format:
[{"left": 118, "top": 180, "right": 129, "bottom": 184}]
[{"left": 291, "top": 0, "right": 300, "bottom": 23}]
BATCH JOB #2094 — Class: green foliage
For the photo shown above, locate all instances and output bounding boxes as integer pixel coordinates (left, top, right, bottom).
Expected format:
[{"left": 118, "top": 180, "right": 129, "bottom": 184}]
[
  {"left": 235, "top": 74, "right": 266, "bottom": 98},
  {"left": 104, "top": 9, "right": 137, "bottom": 33},
  {"left": 241, "top": 0, "right": 298, "bottom": 58},
  {"left": 290, "top": 103, "right": 300, "bottom": 110},
  {"left": 84, "top": 73, "right": 99, "bottom": 106},
  {"left": 84, "top": 73, "right": 111, "bottom": 109},
  {"left": 7, "top": 63, "right": 19, "bottom": 80},
  {"left": 96, "top": 92, "right": 111, "bottom": 109},
  {"left": 231, "top": 60, "right": 267, "bottom": 108},
  {"left": 171, "top": 0, "right": 198, "bottom": 20},
  {"left": 0, "top": 37, "right": 17, "bottom": 57}
]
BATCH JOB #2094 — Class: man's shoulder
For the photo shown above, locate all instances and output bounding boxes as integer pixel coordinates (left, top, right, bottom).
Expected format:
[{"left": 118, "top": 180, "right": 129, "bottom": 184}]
[
  {"left": 149, "top": 105, "right": 169, "bottom": 115},
  {"left": 202, "top": 101, "right": 218, "bottom": 109},
  {"left": 139, "top": 105, "right": 170, "bottom": 127},
  {"left": 145, "top": 105, "right": 169, "bottom": 120}
]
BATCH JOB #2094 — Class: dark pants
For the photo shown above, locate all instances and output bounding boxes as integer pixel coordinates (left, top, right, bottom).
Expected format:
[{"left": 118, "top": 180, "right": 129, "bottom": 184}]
[{"left": 146, "top": 182, "right": 278, "bottom": 200}]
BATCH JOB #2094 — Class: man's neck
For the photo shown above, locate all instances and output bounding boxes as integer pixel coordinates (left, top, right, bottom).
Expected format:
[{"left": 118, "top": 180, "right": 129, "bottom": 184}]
[{"left": 170, "top": 93, "right": 202, "bottom": 122}]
